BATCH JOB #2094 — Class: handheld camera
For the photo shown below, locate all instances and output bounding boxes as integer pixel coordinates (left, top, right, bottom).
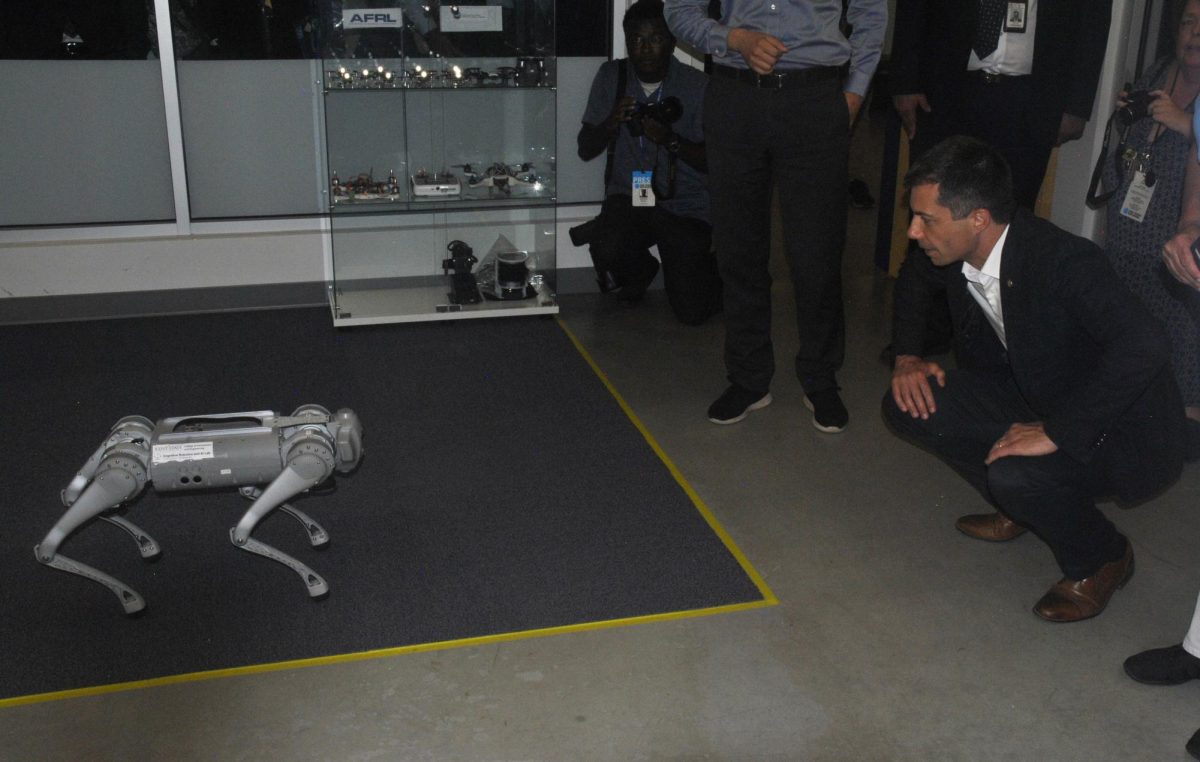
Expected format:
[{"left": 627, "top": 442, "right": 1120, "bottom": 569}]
[
  {"left": 627, "top": 96, "right": 682, "bottom": 137},
  {"left": 1117, "top": 87, "right": 1153, "bottom": 126}
]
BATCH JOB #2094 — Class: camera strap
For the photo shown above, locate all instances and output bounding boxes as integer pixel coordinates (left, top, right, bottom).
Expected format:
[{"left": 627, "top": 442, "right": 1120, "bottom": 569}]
[
  {"left": 1086, "top": 58, "right": 1171, "bottom": 210},
  {"left": 652, "top": 152, "right": 678, "bottom": 201},
  {"left": 1084, "top": 114, "right": 1128, "bottom": 209},
  {"left": 603, "top": 59, "right": 629, "bottom": 187}
]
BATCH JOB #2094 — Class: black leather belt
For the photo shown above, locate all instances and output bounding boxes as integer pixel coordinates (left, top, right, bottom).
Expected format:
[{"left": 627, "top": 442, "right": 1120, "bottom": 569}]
[
  {"left": 712, "top": 63, "right": 842, "bottom": 89},
  {"left": 970, "top": 70, "right": 1029, "bottom": 85}
]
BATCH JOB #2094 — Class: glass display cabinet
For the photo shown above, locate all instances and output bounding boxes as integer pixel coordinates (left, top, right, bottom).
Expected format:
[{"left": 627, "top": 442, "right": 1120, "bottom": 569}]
[{"left": 321, "top": 2, "right": 558, "bottom": 325}]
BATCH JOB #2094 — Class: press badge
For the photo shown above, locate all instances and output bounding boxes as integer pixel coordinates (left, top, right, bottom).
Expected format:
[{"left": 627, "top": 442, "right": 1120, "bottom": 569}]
[
  {"left": 1004, "top": 2, "right": 1028, "bottom": 32},
  {"left": 1120, "top": 170, "right": 1156, "bottom": 223},
  {"left": 632, "top": 171, "right": 655, "bottom": 207}
]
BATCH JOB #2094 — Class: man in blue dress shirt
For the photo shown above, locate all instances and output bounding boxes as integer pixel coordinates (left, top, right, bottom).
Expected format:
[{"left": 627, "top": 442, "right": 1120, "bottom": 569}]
[{"left": 664, "top": 0, "right": 886, "bottom": 432}]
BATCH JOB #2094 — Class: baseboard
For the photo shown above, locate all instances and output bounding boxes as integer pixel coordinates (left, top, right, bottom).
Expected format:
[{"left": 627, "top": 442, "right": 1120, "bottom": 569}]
[
  {"left": 0, "top": 282, "right": 329, "bottom": 325},
  {"left": 0, "top": 270, "right": 631, "bottom": 325}
]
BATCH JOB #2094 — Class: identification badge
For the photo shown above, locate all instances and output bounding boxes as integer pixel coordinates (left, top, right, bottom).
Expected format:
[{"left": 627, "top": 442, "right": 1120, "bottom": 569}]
[
  {"left": 1004, "top": 2, "right": 1028, "bottom": 33},
  {"left": 1120, "top": 170, "right": 1156, "bottom": 222},
  {"left": 632, "top": 171, "right": 655, "bottom": 207}
]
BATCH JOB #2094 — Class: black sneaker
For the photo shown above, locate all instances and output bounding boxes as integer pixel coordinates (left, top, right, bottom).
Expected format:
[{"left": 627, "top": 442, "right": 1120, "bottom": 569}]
[
  {"left": 707, "top": 385, "right": 772, "bottom": 424},
  {"left": 1123, "top": 644, "right": 1200, "bottom": 685},
  {"left": 1187, "top": 727, "right": 1200, "bottom": 761},
  {"left": 620, "top": 257, "right": 660, "bottom": 303},
  {"left": 804, "top": 388, "right": 848, "bottom": 433}
]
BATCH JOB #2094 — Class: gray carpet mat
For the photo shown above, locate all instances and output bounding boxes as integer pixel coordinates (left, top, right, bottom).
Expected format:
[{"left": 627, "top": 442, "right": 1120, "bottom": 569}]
[{"left": 0, "top": 308, "right": 767, "bottom": 703}]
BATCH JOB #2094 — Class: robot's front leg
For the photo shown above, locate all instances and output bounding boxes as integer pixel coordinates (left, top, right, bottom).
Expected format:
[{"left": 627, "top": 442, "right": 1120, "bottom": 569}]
[
  {"left": 36, "top": 453, "right": 151, "bottom": 615},
  {"left": 230, "top": 447, "right": 335, "bottom": 599}
]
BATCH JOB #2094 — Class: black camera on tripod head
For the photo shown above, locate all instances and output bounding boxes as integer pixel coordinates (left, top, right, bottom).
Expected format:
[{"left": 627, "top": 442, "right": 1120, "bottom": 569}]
[
  {"left": 627, "top": 96, "right": 683, "bottom": 137},
  {"left": 442, "top": 240, "right": 481, "bottom": 305},
  {"left": 1117, "top": 88, "right": 1154, "bottom": 126}
]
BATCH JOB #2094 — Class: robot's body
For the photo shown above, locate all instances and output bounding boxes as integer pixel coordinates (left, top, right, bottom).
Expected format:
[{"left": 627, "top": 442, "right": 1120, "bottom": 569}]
[{"left": 35, "top": 406, "right": 363, "bottom": 615}]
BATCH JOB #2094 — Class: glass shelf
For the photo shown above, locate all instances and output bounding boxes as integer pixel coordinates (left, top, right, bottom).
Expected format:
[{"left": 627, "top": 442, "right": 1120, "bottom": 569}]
[{"left": 320, "top": 3, "right": 556, "bottom": 325}]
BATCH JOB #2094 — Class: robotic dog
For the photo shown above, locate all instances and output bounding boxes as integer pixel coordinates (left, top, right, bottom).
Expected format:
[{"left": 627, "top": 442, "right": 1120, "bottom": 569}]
[{"left": 35, "top": 406, "right": 363, "bottom": 615}]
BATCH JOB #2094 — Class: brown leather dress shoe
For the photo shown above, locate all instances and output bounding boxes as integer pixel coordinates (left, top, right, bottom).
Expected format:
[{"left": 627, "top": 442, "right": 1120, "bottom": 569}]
[
  {"left": 1033, "top": 543, "right": 1135, "bottom": 623},
  {"left": 955, "top": 511, "right": 1027, "bottom": 542}
]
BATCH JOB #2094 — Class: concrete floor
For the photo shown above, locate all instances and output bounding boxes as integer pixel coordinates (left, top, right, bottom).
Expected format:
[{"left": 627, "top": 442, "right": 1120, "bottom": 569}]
[{"left": 5, "top": 114, "right": 1200, "bottom": 761}]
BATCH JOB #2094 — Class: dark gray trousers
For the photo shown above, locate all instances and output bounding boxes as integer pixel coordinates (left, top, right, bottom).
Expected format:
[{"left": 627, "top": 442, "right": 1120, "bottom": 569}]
[
  {"left": 703, "top": 74, "right": 849, "bottom": 395},
  {"left": 882, "top": 367, "right": 1126, "bottom": 579}
]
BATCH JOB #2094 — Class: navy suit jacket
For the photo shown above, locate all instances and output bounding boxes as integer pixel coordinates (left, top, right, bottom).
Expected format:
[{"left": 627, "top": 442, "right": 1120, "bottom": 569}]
[
  {"left": 890, "top": 0, "right": 1113, "bottom": 147},
  {"left": 893, "top": 209, "right": 1184, "bottom": 502}
]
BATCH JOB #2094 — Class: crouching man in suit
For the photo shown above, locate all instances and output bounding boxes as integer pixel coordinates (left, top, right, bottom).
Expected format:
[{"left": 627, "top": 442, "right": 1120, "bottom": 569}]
[{"left": 883, "top": 136, "right": 1184, "bottom": 622}]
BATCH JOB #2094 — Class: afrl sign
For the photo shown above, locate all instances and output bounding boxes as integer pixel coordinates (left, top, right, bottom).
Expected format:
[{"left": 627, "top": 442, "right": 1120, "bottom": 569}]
[{"left": 343, "top": 8, "right": 404, "bottom": 29}]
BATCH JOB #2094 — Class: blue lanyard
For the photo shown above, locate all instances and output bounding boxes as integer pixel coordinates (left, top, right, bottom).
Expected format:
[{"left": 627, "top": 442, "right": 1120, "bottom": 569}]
[{"left": 635, "top": 83, "right": 664, "bottom": 165}]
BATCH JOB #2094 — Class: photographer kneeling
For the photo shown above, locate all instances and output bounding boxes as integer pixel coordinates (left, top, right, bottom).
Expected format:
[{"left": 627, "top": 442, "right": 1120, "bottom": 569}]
[{"left": 576, "top": 0, "right": 721, "bottom": 325}]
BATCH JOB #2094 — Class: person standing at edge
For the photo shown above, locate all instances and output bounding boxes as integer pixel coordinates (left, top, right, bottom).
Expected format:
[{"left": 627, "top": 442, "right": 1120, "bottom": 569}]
[{"left": 664, "top": 0, "right": 887, "bottom": 432}]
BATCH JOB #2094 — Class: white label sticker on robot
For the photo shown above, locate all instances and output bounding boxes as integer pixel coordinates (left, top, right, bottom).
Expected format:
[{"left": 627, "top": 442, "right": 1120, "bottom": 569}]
[{"left": 152, "top": 442, "right": 215, "bottom": 465}]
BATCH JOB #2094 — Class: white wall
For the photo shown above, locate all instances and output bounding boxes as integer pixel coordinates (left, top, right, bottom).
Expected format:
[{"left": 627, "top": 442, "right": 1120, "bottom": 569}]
[
  {"left": 0, "top": 0, "right": 1145, "bottom": 301},
  {"left": 0, "top": 221, "right": 327, "bottom": 298}
]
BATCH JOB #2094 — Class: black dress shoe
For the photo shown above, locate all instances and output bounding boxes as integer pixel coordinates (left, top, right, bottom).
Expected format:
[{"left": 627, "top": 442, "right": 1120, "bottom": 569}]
[
  {"left": 1123, "top": 644, "right": 1200, "bottom": 685},
  {"left": 1187, "top": 726, "right": 1200, "bottom": 760}
]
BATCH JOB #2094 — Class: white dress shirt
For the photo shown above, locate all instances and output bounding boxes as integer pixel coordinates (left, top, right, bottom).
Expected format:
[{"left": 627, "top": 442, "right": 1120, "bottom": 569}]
[
  {"left": 962, "top": 225, "right": 1009, "bottom": 347},
  {"left": 968, "top": 0, "right": 1037, "bottom": 76}
]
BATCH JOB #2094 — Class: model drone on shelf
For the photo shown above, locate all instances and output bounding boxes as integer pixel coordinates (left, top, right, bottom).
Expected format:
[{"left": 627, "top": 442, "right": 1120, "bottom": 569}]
[
  {"left": 332, "top": 169, "right": 401, "bottom": 201},
  {"left": 327, "top": 63, "right": 402, "bottom": 88},
  {"left": 34, "top": 406, "right": 363, "bottom": 615},
  {"left": 325, "top": 57, "right": 547, "bottom": 90},
  {"left": 457, "top": 162, "right": 544, "bottom": 195},
  {"left": 410, "top": 169, "right": 462, "bottom": 197}
]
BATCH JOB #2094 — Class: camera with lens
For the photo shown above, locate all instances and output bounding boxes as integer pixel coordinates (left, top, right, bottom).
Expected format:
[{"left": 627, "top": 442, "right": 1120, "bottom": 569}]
[
  {"left": 1117, "top": 88, "right": 1154, "bottom": 126},
  {"left": 442, "top": 240, "right": 477, "bottom": 275},
  {"left": 627, "top": 96, "right": 683, "bottom": 137},
  {"left": 442, "top": 240, "right": 481, "bottom": 305}
]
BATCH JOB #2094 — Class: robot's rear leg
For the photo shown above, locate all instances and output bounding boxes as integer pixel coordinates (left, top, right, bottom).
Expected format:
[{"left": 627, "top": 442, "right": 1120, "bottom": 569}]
[
  {"left": 37, "top": 453, "right": 151, "bottom": 616},
  {"left": 34, "top": 549, "right": 146, "bottom": 615}
]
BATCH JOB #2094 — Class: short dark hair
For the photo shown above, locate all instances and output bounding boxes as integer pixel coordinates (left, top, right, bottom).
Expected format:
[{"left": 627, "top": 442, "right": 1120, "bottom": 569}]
[
  {"left": 904, "top": 135, "right": 1016, "bottom": 224},
  {"left": 623, "top": 0, "right": 672, "bottom": 36}
]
